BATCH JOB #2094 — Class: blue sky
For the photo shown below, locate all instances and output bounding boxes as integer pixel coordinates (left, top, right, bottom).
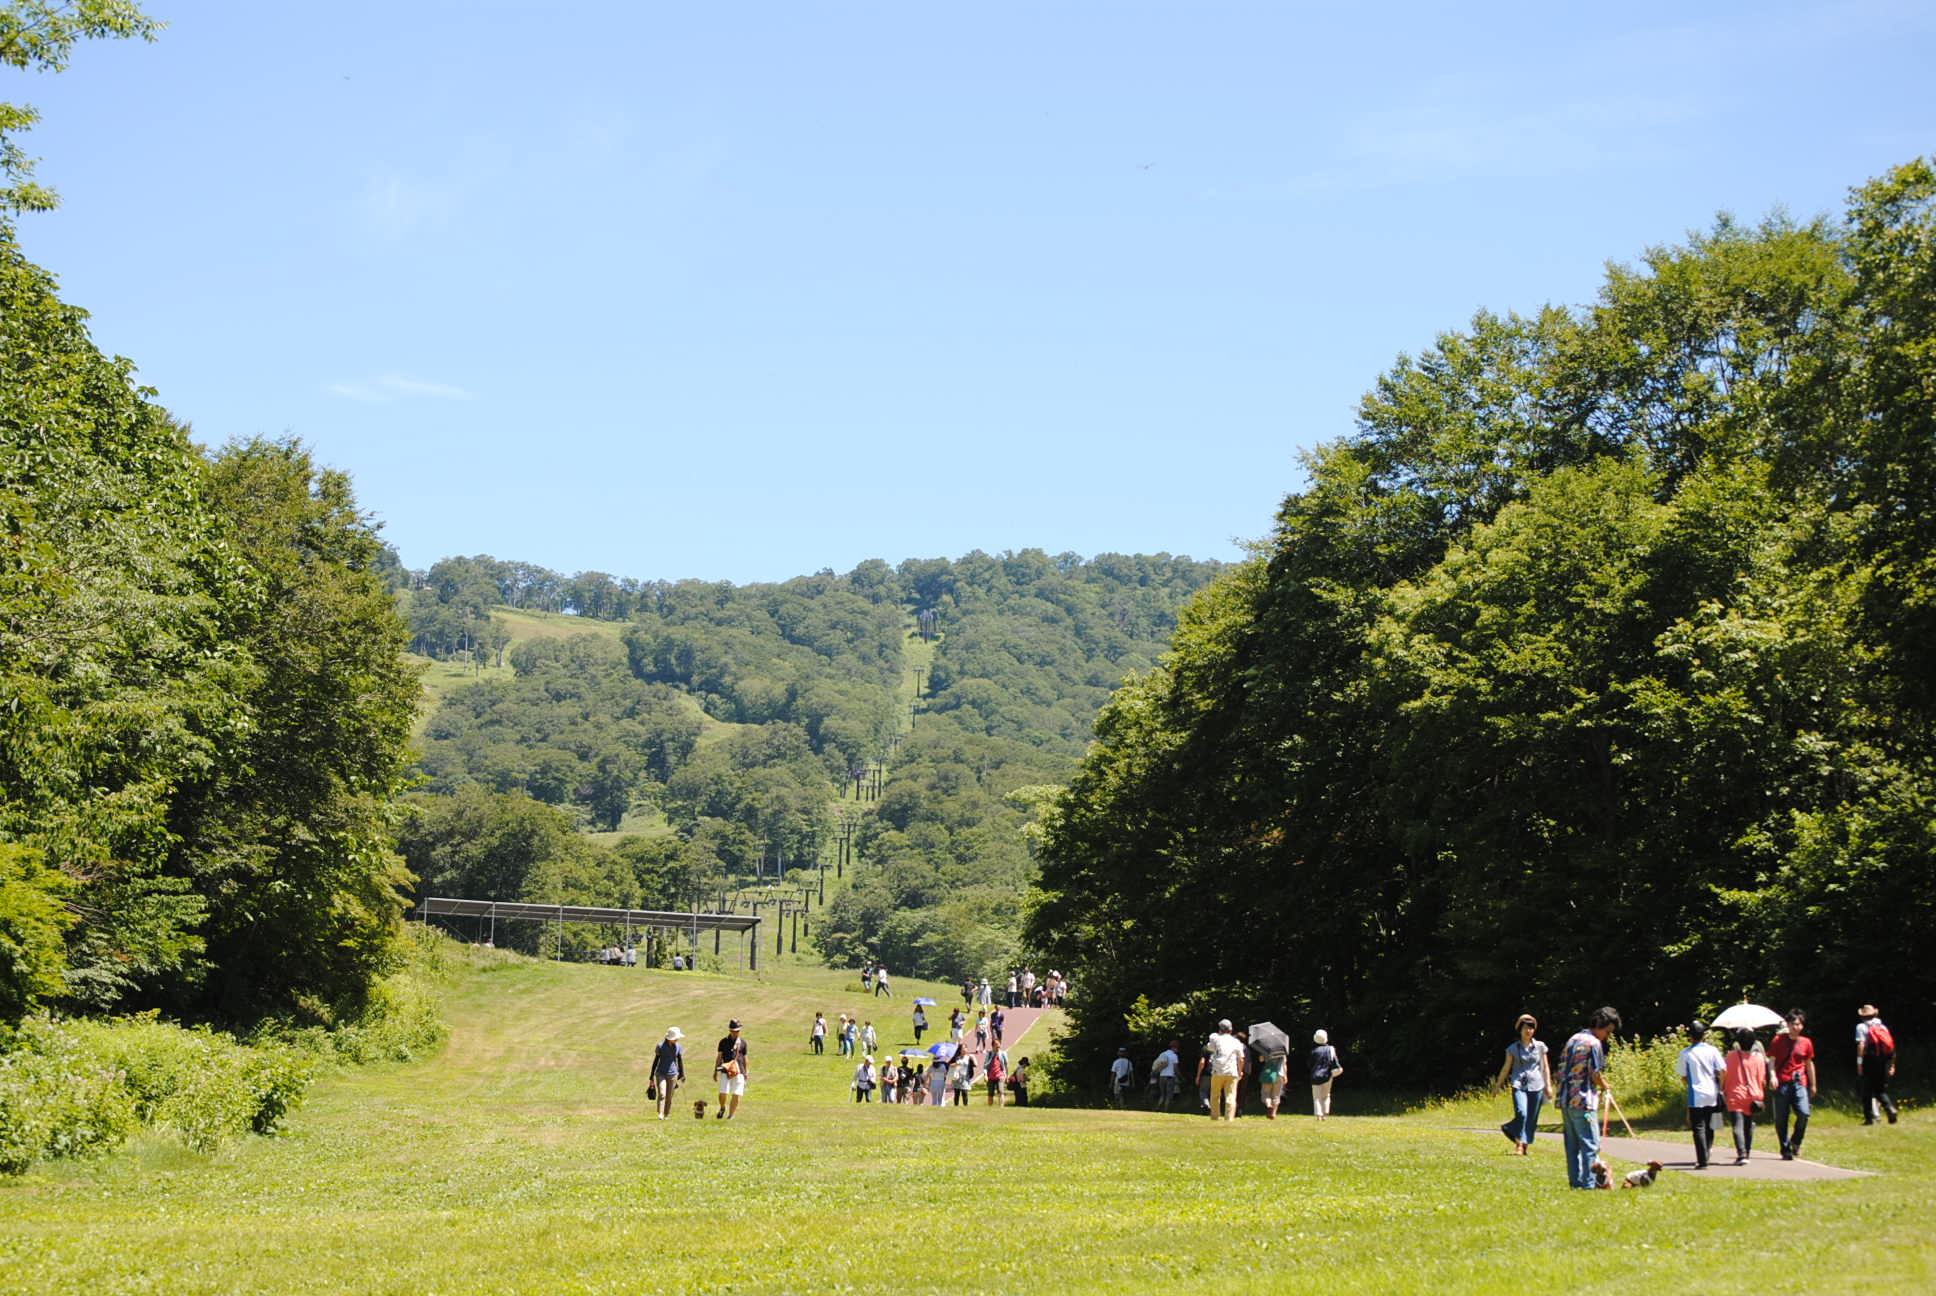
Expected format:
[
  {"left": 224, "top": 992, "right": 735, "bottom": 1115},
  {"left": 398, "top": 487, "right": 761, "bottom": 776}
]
[{"left": 13, "top": 1, "right": 1935, "bottom": 581}]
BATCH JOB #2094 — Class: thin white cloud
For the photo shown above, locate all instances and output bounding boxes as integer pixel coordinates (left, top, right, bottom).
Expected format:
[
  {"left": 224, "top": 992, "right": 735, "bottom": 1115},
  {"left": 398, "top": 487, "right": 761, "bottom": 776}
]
[
  {"left": 349, "top": 170, "right": 463, "bottom": 241},
  {"left": 328, "top": 374, "right": 475, "bottom": 403},
  {"left": 1275, "top": 93, "right": 1699, "bottom": 196}
]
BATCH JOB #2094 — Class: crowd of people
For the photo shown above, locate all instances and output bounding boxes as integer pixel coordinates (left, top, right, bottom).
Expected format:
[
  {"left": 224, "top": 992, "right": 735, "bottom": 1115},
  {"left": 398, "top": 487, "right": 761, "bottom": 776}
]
[
  {"left": 1490, "top": 1002, "right": 1901, "bottom": 1189},
  {"left": 1110, "top": 1022, "right": 1343, "bottom": 1121},
  {"left": 644, "top": 964, "right": 1904, "bottom": 1195}
]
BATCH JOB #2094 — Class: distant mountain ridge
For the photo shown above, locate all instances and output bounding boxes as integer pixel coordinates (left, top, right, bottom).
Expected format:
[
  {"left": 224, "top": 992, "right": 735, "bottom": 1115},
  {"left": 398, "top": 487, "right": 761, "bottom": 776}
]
[{"left": 399, "top": 549, "right": 1222, "bottom": 974}]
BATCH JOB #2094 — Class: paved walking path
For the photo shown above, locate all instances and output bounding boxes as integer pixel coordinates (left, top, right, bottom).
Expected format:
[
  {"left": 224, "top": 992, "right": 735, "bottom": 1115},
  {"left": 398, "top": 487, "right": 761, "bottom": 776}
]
[{"left": 1465, "top": 1128, "right": 1869, "bottom": 1181}]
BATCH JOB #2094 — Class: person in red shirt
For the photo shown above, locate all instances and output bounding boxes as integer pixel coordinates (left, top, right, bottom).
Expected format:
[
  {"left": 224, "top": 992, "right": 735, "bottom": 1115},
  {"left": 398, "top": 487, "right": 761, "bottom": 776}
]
[{"left": 1768, "top": 1009, "right": 1817, "bottom": 1160}]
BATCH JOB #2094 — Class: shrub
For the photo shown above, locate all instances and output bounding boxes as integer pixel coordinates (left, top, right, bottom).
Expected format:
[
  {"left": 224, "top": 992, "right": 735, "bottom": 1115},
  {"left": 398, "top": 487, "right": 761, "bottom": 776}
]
[
  {"left": 0, "top": 1018, "right": 138, "bottom": 1174},
  {"left": 0, "top": 1014, "right": 317, "bottom": 1171},
  {"left": 1606, "top": 1028, "right": 1691, "bottom": 1111}
]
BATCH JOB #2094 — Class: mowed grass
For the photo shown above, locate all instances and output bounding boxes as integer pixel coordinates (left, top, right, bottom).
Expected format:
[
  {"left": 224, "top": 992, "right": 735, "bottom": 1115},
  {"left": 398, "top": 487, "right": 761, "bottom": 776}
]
[{"left": 4, "top": 952, "right": 1932, "bottom": 1296}]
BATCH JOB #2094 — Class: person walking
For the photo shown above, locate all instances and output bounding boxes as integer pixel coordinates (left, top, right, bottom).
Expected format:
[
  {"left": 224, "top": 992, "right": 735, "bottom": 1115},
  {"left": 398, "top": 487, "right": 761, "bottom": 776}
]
[
  {"left": 1007, "top": 973, "right": 1019, "bottom": 1008},
  {"left": 1856, "top": 1004, "right": 1899, "bottom": 1125},
  {"left": 929, "top": 1053, "right": 950, "bottom": 1106},
  {"left": 810, "top": 1012, "right": 827, "bottom": 1055},
  {"left": 1769, "top": 1009, "right": 1817, "bottom": 1160},
  {"left": 974, "top": 1009, "right": 989, "bottom": 1051},
  {"left": 985, "top": 1049, "right": 1007, "bottom": 1106},
  {"left": 1255, "top": 1045, "right": 1288, "bottom": 1120},
  {"left": 1308, "top": 1030, "right": 1343, "bottom": 1119},
  {"left": 853, "top": 1054, "right": 877, "bottom": 1103},
  {"left": 651, "top": 1026, "right": 686, "bottom": 1121},
  {"left": 1676, "top": 1020, "right": 1726, "bottom": 1170},
  {"left": 1108, "top": 1047, "right": 1134, "bottom": 1108},
  {"left": 949, "top": 1051, "right": 973, "bottom": 1106},
  {"left": 912, "top": 1004, "right": 928, "bottom": 1044},
  {"left": 1199, "top": 1020, "right": 1245, "bottom": 1122},
  {"left": 842, "top": 1015, "right": 858, "bottom": 1058},
  {"left": 1491, "top": 1014, "right": 1552, "bottom": 1155},
  {"left": 861, "top": 966, "right": 873, "bottom": 995},
  {"left": 1722, "top": 1027, "right": 1769, "bottom": 1164},
  {"left": 1151, "top": 1040, "right": 1182, "bottom": 1112},
  {"left": 881, "top": 1056, "right": 900, "bottom": 1104},
  {"left": 861, "top": 1020, "right": 877, "bottom": 1055},
  {"left": 1011, "top": 1055, "right": 1031, "bottom": 1107},
  {"left": 874, "top": 964, "right": 892, "bottom": 997},
  {"left": 714, "top": 1019, "right": 749, "bottom": 1120},
  {"left": 990, "top": 1007, "right": 1005, "bottom": 1047},
  {"left": 1557, "top": 1007, "right": 1620, "bottom": 1189}
]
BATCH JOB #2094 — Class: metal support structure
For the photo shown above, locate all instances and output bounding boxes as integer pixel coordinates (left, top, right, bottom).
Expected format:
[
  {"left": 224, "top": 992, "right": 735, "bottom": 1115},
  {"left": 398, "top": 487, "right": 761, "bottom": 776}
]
[{"left": 418, "top": 897, "right": 759, "bottom": 973}]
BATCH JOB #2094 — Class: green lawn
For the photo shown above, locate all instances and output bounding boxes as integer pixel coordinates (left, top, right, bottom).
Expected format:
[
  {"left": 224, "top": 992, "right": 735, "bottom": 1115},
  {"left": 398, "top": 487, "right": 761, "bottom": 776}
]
[{"left": 4, "top": 949, "right": 1931, "bottom": 1295}]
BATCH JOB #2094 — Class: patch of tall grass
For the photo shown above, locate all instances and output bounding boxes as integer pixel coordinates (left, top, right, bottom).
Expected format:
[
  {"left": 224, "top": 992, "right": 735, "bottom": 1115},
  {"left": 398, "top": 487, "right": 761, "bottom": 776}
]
[{"left": 0, "top": 923, "right": 460, "bottom": 1174}]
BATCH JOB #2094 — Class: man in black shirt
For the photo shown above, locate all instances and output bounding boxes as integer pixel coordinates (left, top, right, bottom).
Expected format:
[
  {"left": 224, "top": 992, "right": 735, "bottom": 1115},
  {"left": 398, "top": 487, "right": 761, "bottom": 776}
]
[{"left": 714, "top": 1020, "right": 749, "bottom": 1120}]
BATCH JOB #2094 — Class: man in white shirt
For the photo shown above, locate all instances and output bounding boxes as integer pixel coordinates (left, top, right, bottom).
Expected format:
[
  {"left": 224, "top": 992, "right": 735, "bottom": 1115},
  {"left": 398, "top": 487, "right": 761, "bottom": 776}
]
[
  {"left": 1151, "top": 1040, "right": 1182, "bottom": 1111},
  {"left": 1108, "top": 1048, "right": 1134, "bottom": 1108},
  {"left": 1676, "top": 1019, "right": 1727, "bottom": 1170},
  {"left": 1197, "top": 1020, "right": 1246, "bottom": 1121}
]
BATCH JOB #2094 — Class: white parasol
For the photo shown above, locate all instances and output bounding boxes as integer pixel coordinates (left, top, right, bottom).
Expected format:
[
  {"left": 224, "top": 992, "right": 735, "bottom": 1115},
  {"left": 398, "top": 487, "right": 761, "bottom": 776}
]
[{"left": 1709, "top": 1003, "right": 1784, "bottom": 1031}]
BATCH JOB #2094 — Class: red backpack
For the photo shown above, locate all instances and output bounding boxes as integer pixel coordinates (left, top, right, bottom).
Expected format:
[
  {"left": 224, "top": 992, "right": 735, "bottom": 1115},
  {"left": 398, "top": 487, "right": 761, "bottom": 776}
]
[{"left": 1866, "top": 1022, "right": 1895, "bottom": 1059}]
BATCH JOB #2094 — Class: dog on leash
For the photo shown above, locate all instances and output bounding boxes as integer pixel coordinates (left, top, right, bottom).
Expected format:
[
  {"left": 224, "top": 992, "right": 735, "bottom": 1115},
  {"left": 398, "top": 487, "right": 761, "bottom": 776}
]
[{"left": 1622, "top": 1160, "right": 1664, "bottom": 1188}]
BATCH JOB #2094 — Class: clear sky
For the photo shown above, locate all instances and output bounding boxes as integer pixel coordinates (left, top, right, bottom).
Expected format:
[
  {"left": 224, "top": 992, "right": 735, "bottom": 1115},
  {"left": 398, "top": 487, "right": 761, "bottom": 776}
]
[{"left": 13, "top": 1, "right": 1934, "bottom": 582}]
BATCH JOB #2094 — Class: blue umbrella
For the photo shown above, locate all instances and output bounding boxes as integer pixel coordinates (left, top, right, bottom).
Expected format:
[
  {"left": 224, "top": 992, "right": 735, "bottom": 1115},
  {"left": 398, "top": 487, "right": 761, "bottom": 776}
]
[
  {"left": 927, "top": 1041, "right": 958, "bottom": 1061},
  {"left": 912, "top": 997, "right": 937, "bottom": 1006}
]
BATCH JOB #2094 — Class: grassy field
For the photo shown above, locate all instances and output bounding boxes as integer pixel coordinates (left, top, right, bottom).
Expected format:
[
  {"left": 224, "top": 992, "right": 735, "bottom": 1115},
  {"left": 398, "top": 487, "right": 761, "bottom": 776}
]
[{"left": 7, "top": 954, "right": 1930, "bottom": 1295}]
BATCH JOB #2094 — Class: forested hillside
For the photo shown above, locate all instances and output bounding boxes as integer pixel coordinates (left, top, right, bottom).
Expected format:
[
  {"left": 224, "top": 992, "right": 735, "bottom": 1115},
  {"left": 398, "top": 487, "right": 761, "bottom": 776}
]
[
  {"left": 1028, "top": 160, "right": 1936, "bottom": 1089},
  {"left": 398, "top": 550, "right": 1220, "bottom": 973}
]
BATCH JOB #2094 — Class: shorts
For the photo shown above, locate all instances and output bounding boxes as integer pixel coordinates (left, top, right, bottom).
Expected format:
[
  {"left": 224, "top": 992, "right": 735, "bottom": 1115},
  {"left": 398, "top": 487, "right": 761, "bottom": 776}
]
[{"left": 717, "top": 1072, "right": 746, "bottom": 1097}]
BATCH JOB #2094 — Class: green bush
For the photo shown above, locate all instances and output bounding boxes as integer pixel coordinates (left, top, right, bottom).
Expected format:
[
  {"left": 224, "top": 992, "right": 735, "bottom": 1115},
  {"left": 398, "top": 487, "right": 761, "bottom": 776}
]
[
  {"left": 0, "top": 1018, "right": 138, "bottom": 1174},
  {"left": 1606, "top": 1028, "right": 1692, "bottom": 1111},
  {"left": 0, "top": 1014, "right": 317, "bottom": 1171},
  {"left": 260, "top": 923, "right": 451, "bottom": 1064}
]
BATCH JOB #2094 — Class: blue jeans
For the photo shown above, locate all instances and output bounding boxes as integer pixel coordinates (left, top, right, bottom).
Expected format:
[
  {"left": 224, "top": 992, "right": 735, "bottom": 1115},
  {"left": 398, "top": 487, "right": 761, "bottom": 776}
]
[
  {"left": 1502, "top": 1088, "right": 1545, "bottom": 1146},
  {"left": 1562, "top": 1106, "right": 1601, "bottom": 1188},
  {"left": 1774, "top": 1080, "right": 1811, "bottom": 1155}
]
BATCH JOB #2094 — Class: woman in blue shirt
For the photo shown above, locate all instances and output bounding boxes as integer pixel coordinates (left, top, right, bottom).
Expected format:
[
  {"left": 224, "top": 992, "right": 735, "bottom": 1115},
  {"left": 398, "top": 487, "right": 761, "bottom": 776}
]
[{"left": 1491, "top": 1014, "right": 1553, "bottom": 1155}]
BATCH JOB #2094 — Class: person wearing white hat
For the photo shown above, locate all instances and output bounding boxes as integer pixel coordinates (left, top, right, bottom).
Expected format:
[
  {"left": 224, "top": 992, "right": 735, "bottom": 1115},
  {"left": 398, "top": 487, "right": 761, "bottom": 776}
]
[
  {"left": 1199, "top": 1019, "right": 1245, "bottom": 1121},
  {"left": 651, "top": 1027, "right": 686, "bottom": 1120}
]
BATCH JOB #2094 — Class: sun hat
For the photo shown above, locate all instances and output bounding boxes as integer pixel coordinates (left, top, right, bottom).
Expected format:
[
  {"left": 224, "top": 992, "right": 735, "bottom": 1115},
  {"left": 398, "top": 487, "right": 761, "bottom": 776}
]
[
  {"left": 1217, "top": 1019, "right": 1233, "bottom": 1031},
  {"left": 665, "top": 1026, "right": 683, "bottom": 1040},
  {"left": 1859, "top": 1004, "right": 1879, "bottom": 1018},
  {"left": 729, "top": 1020, "right": 743, "bottom": 1031},
  {"left": 1313, "top": 1029, "right": 1329, "bottom": 1045}
]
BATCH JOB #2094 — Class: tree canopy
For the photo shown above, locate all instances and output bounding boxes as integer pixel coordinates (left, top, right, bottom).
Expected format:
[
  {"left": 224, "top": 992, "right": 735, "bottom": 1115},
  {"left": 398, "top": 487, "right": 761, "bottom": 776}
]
[{"left": 1029, "top": 161, "right": 1936, "bottom": 1088}]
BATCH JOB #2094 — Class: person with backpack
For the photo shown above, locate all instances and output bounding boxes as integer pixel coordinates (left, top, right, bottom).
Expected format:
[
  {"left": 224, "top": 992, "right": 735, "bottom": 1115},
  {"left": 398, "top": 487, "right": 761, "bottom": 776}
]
[
  {"left": 650, "top": 1027, "right": 686, "bottom": 1121},
  {"left": 852, "top": 1054, "right": 877, "bottom": 1103},
  {"left": 1309, "top": 1029, "right": 1343, "bottom": 1120},
  {"left": 1857, "top": 1004, "right": 1899, "bottom": 1125},
  {"left": 985, "top": 1048, "right": 1008, "bottom": 1106}
]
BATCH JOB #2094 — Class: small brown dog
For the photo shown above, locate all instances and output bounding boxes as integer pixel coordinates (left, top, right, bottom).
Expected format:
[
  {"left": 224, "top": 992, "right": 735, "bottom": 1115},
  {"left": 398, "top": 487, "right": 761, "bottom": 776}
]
[
  {"left": 692, "top": 1099, "right": 708, "bottom": 1119},
  {"left": 1588, "top": 1159, "right": 1614, "bottom": 1189},
  {"left": 1622, "top": 1160, "right": 1664, "bottom": 1188}
]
